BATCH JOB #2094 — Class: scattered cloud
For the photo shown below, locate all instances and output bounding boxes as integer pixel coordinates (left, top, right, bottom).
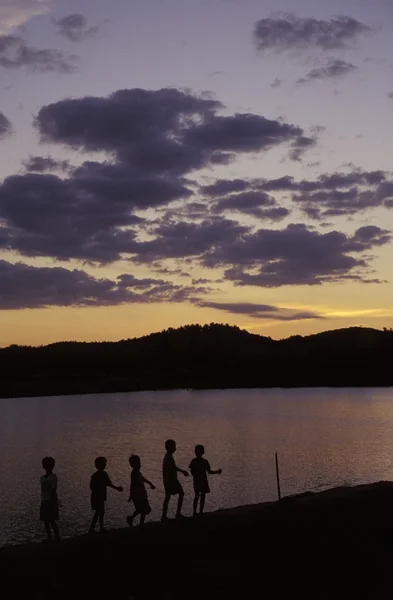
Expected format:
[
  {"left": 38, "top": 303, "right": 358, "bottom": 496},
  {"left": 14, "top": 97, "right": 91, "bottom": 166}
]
[
  {"left": 131, "top": 218, "right": 250, "bottom": 265},
  {"left": 0, "top": 111, "right": 12, "bottom": 138},
  {"left": 35, "top": 87, "right": 315, "bottom": 171},
  {"left": 22, "top": 155, "right": 71, "bottom": 172},
  {"left": 202, "top": 168, "right": 393, "bottom": 219},
  {"left": 54, "top": 14, "right": 99, "bottom": 42},
  {"left": 270, "top": 77, "right": 284, "bottom": 88},
  {"left": 202, "top": 223, "right": 391, "bottom": 287},
  {"left": 211, "top": 190, "right": 290, "bottom": 220},
  {"left": 297, "top": 59, "right": 357, "bottom": 85},
  {"left": 254, "top": 14, "right": 371, "bottom": 54},
  {"left": 0, "top": 34, "right": 77, "bottom": 72},
  {"left": 0, "top": 0, "right": 52, "bottom": 35},
  {"left": 288, "top": 135, "right": 317, "bottom": 161},
  {"left": 0, "top": 260, "right": 209, "bottom": 310},
  {"left": 0, "top": 165, "right": 191, "bottom": 262},
  {"left": 193, "top": 300, "right": 325, "bottom": 321}
]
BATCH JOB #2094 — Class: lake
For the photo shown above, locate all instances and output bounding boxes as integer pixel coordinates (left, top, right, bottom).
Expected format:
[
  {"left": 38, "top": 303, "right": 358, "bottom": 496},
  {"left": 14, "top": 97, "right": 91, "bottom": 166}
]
[{"left": 1, "top": 387, "right": 393, "bottom": 546}]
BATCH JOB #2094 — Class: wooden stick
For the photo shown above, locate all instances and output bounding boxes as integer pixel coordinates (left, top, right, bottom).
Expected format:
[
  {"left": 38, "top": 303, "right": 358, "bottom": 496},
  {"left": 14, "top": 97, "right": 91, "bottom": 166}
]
[{"left": 275, "top": 452, "right": 281, "bottom": 501}]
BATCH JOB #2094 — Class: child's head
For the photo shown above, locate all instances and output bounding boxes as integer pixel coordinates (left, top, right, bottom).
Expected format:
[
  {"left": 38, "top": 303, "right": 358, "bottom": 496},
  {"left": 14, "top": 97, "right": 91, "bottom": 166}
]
[
  {"left": 195, "top": 444, "right": 205, "bottom": 457},
  {"left": 95, "top": 456, "right": 107, "bottom": 471},
  {"left": 42, "top": 456, "right": 55, "bottom": 473},
  {"left": 165, "top": 439, "right": 176, "bottom": 454},
  {"left": 129, "top": 454, "right": 141, "bottom": 470}
]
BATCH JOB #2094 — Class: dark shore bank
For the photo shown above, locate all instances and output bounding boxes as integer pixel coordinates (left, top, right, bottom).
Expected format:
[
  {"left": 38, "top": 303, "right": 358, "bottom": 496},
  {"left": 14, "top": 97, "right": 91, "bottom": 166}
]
[
  {"left": 2, "top": 481, "right": 393, "bottom": 599},
  {"left": 2, "top": 325, "right": 393, "bottom": 399}
]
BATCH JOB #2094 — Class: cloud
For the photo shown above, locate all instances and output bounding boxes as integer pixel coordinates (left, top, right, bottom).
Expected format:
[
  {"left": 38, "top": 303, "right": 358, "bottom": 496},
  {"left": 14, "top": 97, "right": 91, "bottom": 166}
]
[
  {"left": 254, "top": 14, "right": 371, "bottom": 54},
  {"left": 202, "top": 168, "right": 392, "bottom": 219},
  {"left": 202, "top": 223, "right": 391, "bottom": 287},
  {"left": 54, "top": 14, "right": 99, "bottom": 42},
  {"left": 202, "top": 179, "right": 252, "bottom": 197},
  {"left": 193, "top": 300, "right": 325, "bottom": 321},
  {"left": 0, "top": 34, "right": 77, "bottom": 72},
  {"left": 270, "top": 78, "right": 284, "bottom": 88},
  {"left": 211, "top": 191, "right": 290, "bottom": 220},
  {"left": 22, "top": 155, "right": 71, "bottom": 172},
  {"left": 288, "top": 135, "right": 317, "bottom": 161},
  {"left": 0, "top": 0, "right": 51, "bottom": 34},
  {"left": 0, "top": 165, "right": 192, "bottom": 262},
  {"left": 297, "top": 59, "right": 357, "bottom": 85},
  {"left": 0, "top": 111, "right": 12, "bottom": 138},
  {"left": 0, "top": 260, "right": 209, "bottom": 310},
  {"left": 131, "top": 218, "right": 250, "bottom": 264},
  {"left": 35, "top": 87, "right": 315, "bottom": 171}
]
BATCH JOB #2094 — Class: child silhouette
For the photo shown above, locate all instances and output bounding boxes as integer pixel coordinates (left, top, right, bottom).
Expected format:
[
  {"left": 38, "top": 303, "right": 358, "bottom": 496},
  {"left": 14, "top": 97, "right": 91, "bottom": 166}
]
[
  {"left": 189, "top": 445, "right": 221, "bottom": 516},
  {"left": 89, "top": 456, "right": 123, "bottom": 534},
  {"left": 40, "top": 456, "right": 60, "bottom": 543},
  {"left": 127, "top": 454, "right": 155, "bottom": 527},
  {"left": 161, "top": 439, "right": 188, "bottom": 521}
]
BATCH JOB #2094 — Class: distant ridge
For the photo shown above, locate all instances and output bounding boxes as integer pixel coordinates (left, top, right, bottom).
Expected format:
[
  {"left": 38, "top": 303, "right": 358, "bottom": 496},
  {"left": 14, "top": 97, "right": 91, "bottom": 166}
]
[{"left": 1, "top": 324, "right": 393, "bottom": 398}]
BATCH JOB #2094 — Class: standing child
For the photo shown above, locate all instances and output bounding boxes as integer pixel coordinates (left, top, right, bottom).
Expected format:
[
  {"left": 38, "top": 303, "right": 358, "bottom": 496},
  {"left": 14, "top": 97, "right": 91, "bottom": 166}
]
[
  {"left": 189, "top": 445, "right": 222, "bottom": 516},
  {"left": 89, "top": 456, "right": 123, "bottom": 534},
  {"left": 161, "top": 439, "right": 189, "bottom": 521},
  {"left": 127, "top": 454, "right": 155, "bottom": 527},
  {"left": 40, "top": 456, "right": 60, "bottom": 543}
]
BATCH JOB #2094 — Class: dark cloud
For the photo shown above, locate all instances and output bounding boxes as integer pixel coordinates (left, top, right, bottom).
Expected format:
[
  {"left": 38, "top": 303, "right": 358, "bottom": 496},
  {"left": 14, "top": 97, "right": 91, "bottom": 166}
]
[
  {"left": 213, "top": 191, "right": 274, "bottom": 212},
  {"left": 0, "top": 86, "right": 318, "bottom": 265},
  {"left": 193, "top": 300, "right": 324, "bottom": 321},
  {"left": 201, "top": 179, "right": 252, "bottom": 197},
  {"left": 0, "top": 165, "right": 192, "bottom": 262},
  {"left": 254, "top": 14, "right": 371, "bottom": 54},
  {"left": 35, "top": 87, "right": 315, "bottom": 171},
  {"left": 297, "top": 59, "right": 357, "bottom": 85},
  {"left": 0, "top": 35, "right": 77, "bottom": 72},
  {"left": 211, "top": 191, "right": 289, "bottom": 220},
  {"left": 0, "top": 112, "right": 12, "bottom": 138},
  {"left": 288, "top": 135, "right": 317, "bottom": 161},
  {"left": 202, "top": 223, "right": 391, "bottom": 287},
  {"left": 153, "top": 267, "right": 191, "bottom": 278},
  {"left": 55, "top": 14, "right": 99, "bottom": 42},
  {"left": 22, "top": 156, "right": 71, "bottom": 173},
  {"left": 202, "top": 169, "right": 392, "bottom": 219},
  {"left": 0, "top": 260, "right": 209, "bottom": 310},
  {"left": 131, "top": 218, "right": 250, "bottom": 264}
]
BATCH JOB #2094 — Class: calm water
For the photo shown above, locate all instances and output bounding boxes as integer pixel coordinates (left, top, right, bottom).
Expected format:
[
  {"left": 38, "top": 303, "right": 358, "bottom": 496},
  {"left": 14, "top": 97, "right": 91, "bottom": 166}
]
[{"left": 1, "top": 387, "right": 393, "bottom": 546}]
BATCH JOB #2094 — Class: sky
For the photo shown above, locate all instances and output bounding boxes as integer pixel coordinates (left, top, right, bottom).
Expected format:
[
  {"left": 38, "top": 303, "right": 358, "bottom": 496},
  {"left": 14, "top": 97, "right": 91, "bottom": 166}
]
[{"left": 1, "top": 0, "right": 393, "bottom": 346}]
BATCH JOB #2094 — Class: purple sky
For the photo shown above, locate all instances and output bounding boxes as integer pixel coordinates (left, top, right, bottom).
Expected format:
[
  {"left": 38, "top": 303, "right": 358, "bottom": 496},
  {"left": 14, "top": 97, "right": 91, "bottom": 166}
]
[{"left": 0, "top": 0, "right": 393, "bottom": 345}]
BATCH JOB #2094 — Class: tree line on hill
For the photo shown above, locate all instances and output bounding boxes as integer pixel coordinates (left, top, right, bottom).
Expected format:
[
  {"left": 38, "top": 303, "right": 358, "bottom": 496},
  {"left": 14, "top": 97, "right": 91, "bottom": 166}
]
[{"left": 1, "top": 323, "right": 393, "bottom": 398}]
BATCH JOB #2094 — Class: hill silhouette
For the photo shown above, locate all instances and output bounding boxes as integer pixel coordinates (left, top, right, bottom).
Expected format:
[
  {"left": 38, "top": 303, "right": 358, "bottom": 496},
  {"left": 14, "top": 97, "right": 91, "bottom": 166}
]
[{"left": 1, "top": 324, "right": 393, "bottom": 398}]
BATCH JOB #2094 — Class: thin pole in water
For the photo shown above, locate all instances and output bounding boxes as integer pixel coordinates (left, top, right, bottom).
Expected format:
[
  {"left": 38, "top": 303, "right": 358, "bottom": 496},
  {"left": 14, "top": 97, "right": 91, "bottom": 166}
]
[{"left": 275, "top": 452, "right": 281, "bottom": 501}]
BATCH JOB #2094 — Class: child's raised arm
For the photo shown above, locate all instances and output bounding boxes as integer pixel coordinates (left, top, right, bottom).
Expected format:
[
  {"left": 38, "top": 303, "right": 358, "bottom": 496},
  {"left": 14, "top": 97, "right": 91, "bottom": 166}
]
[
  {"left": 142, "top": 476, "right": 155, "bottom": 490},
  {"left": 208, "top": 468, "right": 222, "bottom": 475},
  {"left": 176, "top": 466, "right": 189, "bottom": 477},
  {"left": 107, "top": 474, "right": 123, "bottom": 492}
]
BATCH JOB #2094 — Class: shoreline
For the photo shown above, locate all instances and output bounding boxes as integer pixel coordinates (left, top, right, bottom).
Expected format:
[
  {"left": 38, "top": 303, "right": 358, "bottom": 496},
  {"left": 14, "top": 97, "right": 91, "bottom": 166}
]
[
  {"left": 3, "top": 481, "right": 393, "bottom": 598},
  {"left": 2, "top": 382, "right": 393, "bottom": 401}
]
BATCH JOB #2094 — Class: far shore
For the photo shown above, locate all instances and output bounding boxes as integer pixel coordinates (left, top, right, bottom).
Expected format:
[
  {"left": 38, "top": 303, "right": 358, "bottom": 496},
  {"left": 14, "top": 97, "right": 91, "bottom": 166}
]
[{"left": 2, "top": 381, "right": 393, "bottom": 400}]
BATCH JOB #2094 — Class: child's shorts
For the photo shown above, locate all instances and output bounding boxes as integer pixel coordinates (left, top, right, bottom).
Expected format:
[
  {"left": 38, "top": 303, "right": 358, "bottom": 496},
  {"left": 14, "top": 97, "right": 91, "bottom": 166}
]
[
  {"left": 40, "top": 500, "right": 59, "bottom": 522},
  {"left": 193, "top": 480, "right": 210, "bottom": 494},
  {"left": 91, "top": 499, "right": 105, "bottom": 516},
  {"left": 164, "top": 481, "right": 184, "bottom": 496},
  {"left": 133, "top": 497, "right": 151, "bottom": 515}
]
